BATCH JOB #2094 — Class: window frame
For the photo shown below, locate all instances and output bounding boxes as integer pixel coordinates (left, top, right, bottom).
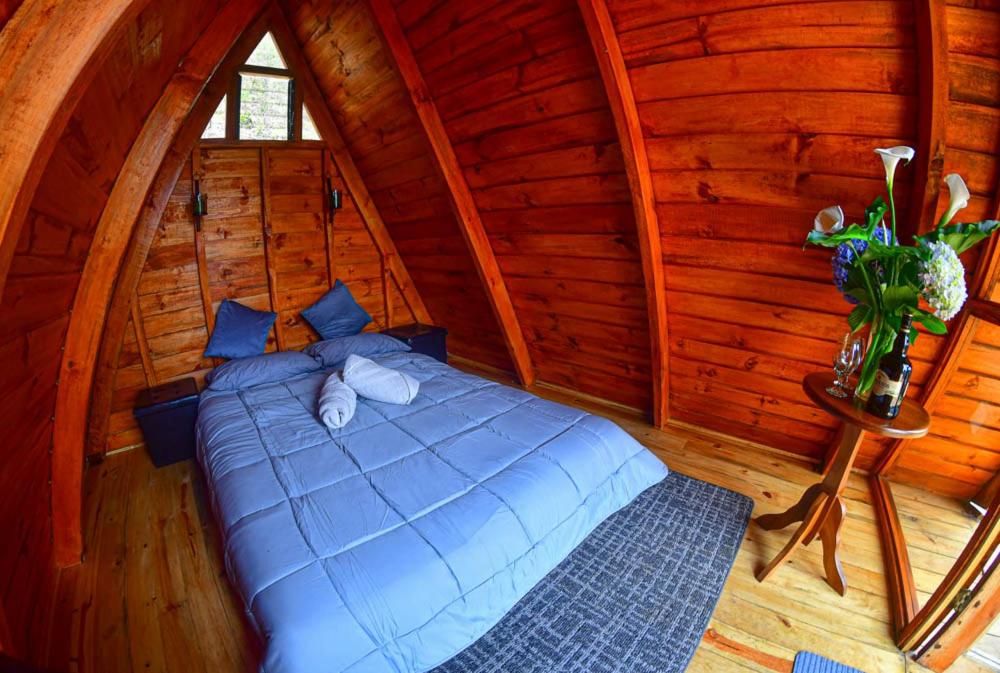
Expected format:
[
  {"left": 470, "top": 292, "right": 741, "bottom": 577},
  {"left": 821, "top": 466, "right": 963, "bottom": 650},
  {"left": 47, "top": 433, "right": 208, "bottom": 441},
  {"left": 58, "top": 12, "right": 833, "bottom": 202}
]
[{"left": 203, "top": 35, "right": 320, "bottom": 143}]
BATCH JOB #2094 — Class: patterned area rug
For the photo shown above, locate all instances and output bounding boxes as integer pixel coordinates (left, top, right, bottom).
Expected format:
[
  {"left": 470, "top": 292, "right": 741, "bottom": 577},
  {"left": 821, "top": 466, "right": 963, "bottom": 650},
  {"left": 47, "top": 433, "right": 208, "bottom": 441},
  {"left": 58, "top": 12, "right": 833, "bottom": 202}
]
[
  {"left": 432, "top": 470, "right": 754, "bottom": 673},
  {"left": 793, "top": 652, "right": 865, "bottom": 673}
]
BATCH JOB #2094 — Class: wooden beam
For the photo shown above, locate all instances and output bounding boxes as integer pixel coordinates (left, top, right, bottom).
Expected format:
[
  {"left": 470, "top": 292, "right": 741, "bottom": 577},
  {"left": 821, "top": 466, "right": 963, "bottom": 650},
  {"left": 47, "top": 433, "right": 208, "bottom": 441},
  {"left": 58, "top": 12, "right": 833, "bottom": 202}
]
[
  {"left": 0, "top": 0, "right": 152, "bottom": 298},
  {"left": 908, "top": 0, "right": 949, "bottom": 238},
  {"left": 52, "top": 0, "right": 270, "bottom": 566},
  {"left": 576, "top": 0, "right": 669, "bottom": 427},
  {"left": 870, "top": 475, "right": 919, "bottom": 638},
  {"left": 267, "top": 5, "right": 432, "bottom": 326},
  {"left": 259, "top": 146, "right": 286, "bottom": 350},
  {"left": 87, "top": 16, "right": 271, "bottom": 459},
  {"left": 366, "top": 0, "right": 535, "bottom": 386}
]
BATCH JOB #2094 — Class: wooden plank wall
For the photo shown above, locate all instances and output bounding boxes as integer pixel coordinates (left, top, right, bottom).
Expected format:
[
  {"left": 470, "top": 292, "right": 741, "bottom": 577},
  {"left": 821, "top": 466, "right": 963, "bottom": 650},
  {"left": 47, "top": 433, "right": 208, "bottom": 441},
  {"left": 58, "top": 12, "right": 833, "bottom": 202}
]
[
  {"left": 602, "top": 0, "right": 951, "bottom": 466},
  {"left": 0, "top": 0, "right": 223, "bottom": 660},
  {"left": 280, "top": 0, "right": 515, "bottom": 374},
  {"left": 104, "top": 143, "right": 413, "bottom": 454},
  {"left": 392, "top": 0, "right": 653, "bottom": 411},
  {"left": 887, "top": 0, "right": 1000, "bottom": 497}
]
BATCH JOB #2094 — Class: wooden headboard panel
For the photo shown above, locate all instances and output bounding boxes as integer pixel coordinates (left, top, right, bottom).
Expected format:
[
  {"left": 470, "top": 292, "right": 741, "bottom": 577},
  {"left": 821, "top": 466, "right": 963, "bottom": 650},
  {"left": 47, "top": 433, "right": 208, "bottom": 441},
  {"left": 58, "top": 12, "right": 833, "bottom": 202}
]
[{"left": 99, "top": 141, "right": 417, "bottom": 455}]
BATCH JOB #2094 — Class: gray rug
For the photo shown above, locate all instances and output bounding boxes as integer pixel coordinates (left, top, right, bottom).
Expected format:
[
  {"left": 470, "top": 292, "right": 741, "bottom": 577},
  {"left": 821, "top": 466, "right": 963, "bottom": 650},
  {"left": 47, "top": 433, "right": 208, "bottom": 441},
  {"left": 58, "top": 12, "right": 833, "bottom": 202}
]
[
  {"left": 793, "top": 652, "right": 864, "bottom": 673},
  {"left": 432, "top": 470, "right": 754, "bottom": 673}
]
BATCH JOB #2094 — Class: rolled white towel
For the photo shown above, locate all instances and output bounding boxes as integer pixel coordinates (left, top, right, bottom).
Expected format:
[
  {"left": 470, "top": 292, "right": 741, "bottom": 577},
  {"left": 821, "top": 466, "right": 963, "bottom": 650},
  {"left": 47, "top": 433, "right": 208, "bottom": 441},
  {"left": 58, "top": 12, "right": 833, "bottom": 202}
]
[
  {"left": 318, "top": 371, "right": 357, "bottom": 429},
  {"left": 343, "top": 354, "right": 419, "bottom": 405}
]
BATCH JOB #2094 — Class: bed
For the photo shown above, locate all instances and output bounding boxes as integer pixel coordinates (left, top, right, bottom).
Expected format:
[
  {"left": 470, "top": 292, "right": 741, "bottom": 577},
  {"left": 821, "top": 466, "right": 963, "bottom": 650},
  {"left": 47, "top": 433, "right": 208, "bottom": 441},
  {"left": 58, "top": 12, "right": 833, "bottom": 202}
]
[{"left": 197, "top": 350, "right": 669, "bottom": 673}]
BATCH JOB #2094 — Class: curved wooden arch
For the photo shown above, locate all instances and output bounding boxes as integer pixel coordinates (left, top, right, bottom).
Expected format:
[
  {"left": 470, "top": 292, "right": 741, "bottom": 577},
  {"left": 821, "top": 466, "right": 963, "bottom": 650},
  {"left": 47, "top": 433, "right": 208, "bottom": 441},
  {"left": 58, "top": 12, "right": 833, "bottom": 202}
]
[
  {"left": 52, "top": 0, "right": 271, "bottom": 566},
  {"left": 0, "top": 0, "right": 152, "bottom": 298},
  {"left": 576, "top": 0, "right": 670, "bottom": 428},
  {"left": 369, "top": 0, "right": 536, "bottom": 387}
]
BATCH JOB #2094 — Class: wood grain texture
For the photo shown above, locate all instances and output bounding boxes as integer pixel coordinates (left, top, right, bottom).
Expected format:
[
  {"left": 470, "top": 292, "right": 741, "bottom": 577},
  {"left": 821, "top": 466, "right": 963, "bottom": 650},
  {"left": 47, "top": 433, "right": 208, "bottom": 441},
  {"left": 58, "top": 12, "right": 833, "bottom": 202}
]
[
  {"left": 43, "top": 371, "right": 993, "bottom": 673},
  {"left": 576, "top": 0, "right": 669, "bottom": 427},
  {"left": 51, "top": 0, "right": 269, "bottom": 568},
  {"left": 87, "top": 14, "right": 270, "bottom": 458},
  {"left": 368, "top": 0, "right": 536, "bottom": 386},
  {"left": 279, "top": 0, "right": 511, "bottom": 374},
  {"left": 0, "top": 0, "right": 152, "bottom": 298}
]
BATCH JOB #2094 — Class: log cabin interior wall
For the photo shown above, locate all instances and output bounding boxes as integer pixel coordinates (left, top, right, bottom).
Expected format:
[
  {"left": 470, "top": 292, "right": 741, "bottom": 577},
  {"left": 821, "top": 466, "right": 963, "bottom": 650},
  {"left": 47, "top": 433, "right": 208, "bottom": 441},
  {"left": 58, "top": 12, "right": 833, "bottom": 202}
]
[
  {"left": 102, "top": 143, "right": 416, "bottom": 454},
  {"left": 1, "top": 0, "right": 999, "bottom": 661}
]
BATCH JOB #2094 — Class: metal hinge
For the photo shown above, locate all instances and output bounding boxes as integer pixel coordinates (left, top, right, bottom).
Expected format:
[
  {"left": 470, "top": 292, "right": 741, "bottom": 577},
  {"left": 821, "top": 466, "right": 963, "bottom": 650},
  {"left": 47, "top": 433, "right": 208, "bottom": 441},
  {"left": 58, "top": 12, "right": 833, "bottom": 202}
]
[{"left": 952, "top": 588, "right": 974, "bottom": 615}]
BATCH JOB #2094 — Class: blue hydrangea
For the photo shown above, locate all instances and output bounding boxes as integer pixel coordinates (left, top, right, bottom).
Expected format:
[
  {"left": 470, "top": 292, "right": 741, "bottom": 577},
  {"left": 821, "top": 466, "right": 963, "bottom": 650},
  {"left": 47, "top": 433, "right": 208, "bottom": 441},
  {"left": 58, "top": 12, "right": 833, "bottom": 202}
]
[
  {"left": 919, "top": 240, "right": 967, "bottom": 321},
  {"left": 831, "top": 225, "right": 893, "bottom": 303}
]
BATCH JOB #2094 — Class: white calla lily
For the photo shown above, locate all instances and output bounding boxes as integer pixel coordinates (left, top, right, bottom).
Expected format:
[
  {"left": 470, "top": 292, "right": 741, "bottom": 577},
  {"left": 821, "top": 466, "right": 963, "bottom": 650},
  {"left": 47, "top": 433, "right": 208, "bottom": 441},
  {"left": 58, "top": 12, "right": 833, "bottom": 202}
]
[
  {"left": 813, "top": 205, "right": 845, "bottom": 234},
  {"left": 874, "top": 146, "right": 915, "bottom": 188},
  {"left": 939, "top": 173, "right": 970, "bottom": 227}
]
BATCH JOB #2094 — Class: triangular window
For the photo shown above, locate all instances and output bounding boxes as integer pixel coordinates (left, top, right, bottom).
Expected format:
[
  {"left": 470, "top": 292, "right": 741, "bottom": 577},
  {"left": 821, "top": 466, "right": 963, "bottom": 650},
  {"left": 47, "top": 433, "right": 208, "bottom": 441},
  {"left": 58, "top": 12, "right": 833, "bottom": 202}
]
[
  {"left": 302, "top": 103, "right": 320, "bottom": 141},
  {"left": 200, "top": 32, "right": 322, "bottom": 144}
]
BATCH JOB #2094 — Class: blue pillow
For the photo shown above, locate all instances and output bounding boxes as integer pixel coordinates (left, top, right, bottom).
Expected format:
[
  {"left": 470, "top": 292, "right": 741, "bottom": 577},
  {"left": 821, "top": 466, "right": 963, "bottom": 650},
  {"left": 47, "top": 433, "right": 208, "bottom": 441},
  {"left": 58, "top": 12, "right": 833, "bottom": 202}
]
[
  {"left": 305, "top": 333, "right": 411, "bottom": 368},
  {"left": 204, "top": 299, "right": 276, "bottom": 359},
  {"left": 301, "top": 280, "right": 372, "bottom": 340},
  {"left": 206, "top": 351, "right": 320, "bottom": 391}
]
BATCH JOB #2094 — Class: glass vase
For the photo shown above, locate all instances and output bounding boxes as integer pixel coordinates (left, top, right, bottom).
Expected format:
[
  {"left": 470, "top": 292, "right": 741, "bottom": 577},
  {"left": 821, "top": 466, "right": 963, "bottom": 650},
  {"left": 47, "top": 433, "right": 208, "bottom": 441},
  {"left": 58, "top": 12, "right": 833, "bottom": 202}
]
[{"left": 855, "top": 313, "right": 891, "bottom": 402}]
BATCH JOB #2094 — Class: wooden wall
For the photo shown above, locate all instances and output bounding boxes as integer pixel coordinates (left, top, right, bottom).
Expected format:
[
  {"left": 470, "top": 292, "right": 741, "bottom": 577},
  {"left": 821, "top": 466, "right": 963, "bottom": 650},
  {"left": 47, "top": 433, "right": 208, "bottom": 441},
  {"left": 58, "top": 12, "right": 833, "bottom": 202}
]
[
  {"left": 281, "top": 0, "right": 515, "bottom": 373},
  {"left": 104, "top": 143, "right": 414, "bottom": 454},
  {"left": 0, "top": 0, "right": 224, "bottom": 660},
  {"left": 3, "top": 7, "right": 1000, "bottom": 658},
  {"left": 393, "top": 0, "right": 653, "bottom": 410}
]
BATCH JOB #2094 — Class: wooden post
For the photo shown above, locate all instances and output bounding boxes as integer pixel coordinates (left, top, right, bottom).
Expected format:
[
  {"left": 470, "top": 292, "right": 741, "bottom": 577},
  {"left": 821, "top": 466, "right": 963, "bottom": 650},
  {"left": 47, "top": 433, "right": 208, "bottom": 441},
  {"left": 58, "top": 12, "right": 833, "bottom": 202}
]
[
  {"left": 575, "top": 0, "right": 670, "bottom": 428},
  {"left": 367, "top": 0, "right": 535, "bottom": 386}
]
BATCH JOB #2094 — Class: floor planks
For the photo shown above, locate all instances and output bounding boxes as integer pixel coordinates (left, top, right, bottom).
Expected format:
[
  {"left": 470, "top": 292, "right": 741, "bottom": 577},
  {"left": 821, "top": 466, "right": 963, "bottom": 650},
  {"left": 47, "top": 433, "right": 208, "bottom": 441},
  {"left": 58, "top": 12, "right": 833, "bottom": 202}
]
[{"left": 46, "top": 378, "right": 993, "bottom": 673}]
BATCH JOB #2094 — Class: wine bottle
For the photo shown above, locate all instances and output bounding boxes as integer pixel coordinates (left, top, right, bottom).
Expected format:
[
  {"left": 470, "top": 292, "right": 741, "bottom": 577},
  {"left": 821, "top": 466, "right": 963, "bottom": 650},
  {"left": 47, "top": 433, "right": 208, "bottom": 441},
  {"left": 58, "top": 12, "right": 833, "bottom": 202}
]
[{"left": 865, "top": 314, "right": 914, "bottom": 420}]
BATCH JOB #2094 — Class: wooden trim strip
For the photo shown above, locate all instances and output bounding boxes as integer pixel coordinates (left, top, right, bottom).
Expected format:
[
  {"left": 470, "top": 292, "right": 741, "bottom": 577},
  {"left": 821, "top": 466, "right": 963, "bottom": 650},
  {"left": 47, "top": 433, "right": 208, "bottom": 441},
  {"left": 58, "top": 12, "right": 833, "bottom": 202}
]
[
  {"left": 129, "top": 292, "right": 157, "bottom": 388},
  {"left": 908, "top": 0, "right": 949, "bottom": 238},
  {"left": 898, "top": 484, "right": 1000, "bottom": 651},
  {"left": 87, "top": 16, "right": 272, "bottom": 460},
  {"left": 191, "top": 147, "right": 219, "bottom": 354},
  {"left": 917, "top": 550, "right": 1000, "bottom": 671},
  {"left": 576, "top": 0, "right": 669, "bottom": 427},
  {"left": 969, "top": 298, "right": 1000, "bottom": 325},
  {"left": 0, "top": 0, "right": 153, "bottom": 298},
  {"left": 267, "top": 5, "right": 432, "bottom": 326},
  {"left": 367, "top": 0, "right": 535, "bottom": 386},
  {"left": 259, "top": 146, "right": 286, "bottom": 350},
  {"left": 52, "top": 0, "right": 270, "bottom": 566},
  {"left": 869, "top": 475, "right": 919, "bottom": 638}
]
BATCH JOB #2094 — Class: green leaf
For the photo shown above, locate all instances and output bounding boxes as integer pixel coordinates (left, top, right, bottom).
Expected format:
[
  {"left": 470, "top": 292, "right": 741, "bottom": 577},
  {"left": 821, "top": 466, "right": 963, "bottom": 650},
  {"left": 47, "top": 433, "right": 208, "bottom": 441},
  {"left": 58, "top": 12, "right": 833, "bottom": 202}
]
[
  {"left": 915, "top": 220, "right": 1000, "bottom": 255},
  {"left": 847, "top": 305, "right": 873, "bottom": 332},
  {"left": 912, "top": 310, "right": 948, "bottom": 335},
  {"left": 804, "top": 223, "right": 875, "bottom": 248},
  {"left": 882, "top": 286, "right": 918, "bottom": 313},
  {"left": 845, "top": 286, "right": 871, "bottom": 306},
  {"left": 864, "top": 196, "right": 888, "bottom": 232}
]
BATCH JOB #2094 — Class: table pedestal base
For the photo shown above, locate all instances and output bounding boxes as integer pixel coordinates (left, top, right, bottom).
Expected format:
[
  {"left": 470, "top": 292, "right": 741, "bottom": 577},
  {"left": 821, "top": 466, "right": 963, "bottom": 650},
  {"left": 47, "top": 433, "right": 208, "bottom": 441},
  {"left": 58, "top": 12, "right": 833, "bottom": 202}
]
[
  {"left": 754, "top": 423, "right": 863, "bottom": 595},
  {"left": 755, "top": 485, "right": 847, "bottom": 595}
]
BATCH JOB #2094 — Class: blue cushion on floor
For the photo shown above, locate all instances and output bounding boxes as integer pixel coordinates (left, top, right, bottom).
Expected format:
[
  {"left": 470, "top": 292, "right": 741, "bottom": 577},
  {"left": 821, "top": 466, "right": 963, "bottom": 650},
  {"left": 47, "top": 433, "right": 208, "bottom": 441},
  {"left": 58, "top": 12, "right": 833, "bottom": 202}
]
[
  {"left": 204, "top": 299, "right": 276, "bottom": 360},
  {"left": 301, "top": 280, "right": 372, "bottom": 340}
]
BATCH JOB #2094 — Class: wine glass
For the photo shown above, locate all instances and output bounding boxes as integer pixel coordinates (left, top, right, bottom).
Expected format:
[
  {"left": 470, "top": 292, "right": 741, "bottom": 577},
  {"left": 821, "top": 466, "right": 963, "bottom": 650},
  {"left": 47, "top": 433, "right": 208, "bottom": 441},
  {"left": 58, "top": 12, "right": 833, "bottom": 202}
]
[{"left": 828, "top": 334, "right": 865, "bottom": 398}]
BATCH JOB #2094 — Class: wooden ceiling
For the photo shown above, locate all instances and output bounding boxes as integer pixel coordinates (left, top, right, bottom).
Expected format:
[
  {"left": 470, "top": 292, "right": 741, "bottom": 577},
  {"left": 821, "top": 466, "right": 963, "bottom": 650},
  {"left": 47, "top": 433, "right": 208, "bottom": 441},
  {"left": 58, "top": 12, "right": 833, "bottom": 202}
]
[{"left": 1, "top": 0, "right": 999, "bottom": 663}]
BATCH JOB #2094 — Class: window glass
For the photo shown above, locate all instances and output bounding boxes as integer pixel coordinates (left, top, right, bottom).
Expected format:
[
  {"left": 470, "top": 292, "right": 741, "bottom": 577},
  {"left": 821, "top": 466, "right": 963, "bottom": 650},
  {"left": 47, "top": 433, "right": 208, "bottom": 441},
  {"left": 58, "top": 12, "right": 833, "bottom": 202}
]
[
  {"left": 302, "top": 104, "right": 321, "bottom": 141},
  {"left": 246, "top": 33, "right": 286, "bottom": 68},
  {"left": 201, "top": 95, "right": 227, "bottom": 139},
  {"left": 239, "top": 75, "right": 290, "bottom": 140}
]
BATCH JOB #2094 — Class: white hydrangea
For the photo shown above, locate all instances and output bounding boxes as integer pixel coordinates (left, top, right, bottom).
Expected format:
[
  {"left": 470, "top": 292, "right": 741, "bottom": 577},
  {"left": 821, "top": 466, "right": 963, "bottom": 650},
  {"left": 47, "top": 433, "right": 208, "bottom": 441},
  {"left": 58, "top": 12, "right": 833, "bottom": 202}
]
[{"left": 919, "top": 241, "right": 967, "bottom": 321}]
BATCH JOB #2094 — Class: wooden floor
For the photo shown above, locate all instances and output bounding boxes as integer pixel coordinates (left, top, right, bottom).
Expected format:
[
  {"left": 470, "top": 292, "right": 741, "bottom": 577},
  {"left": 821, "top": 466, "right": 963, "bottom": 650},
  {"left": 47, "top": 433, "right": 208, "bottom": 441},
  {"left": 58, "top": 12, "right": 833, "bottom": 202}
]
[{"left": 45, "top": 381, "right": 994, "bottom": 673}]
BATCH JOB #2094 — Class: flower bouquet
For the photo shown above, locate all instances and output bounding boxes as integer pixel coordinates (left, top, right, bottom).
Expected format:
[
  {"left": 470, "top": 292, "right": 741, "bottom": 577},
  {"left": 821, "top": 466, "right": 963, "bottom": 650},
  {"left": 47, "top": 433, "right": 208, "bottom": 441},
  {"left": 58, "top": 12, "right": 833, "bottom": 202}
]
[{"left": 806, "top": 146, "right": 1000, "bottom": 399}]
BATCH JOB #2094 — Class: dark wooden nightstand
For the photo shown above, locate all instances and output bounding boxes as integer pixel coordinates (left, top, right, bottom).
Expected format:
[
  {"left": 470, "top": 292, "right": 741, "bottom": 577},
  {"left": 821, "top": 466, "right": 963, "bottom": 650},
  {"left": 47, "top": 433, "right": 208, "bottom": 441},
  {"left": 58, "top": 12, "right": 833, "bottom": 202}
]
[
  {"left": 133, "top": 377, "right": 200, "bottom": 467},
  {"left": 381, "top": 323, "right": 448, "bottom": 363}
]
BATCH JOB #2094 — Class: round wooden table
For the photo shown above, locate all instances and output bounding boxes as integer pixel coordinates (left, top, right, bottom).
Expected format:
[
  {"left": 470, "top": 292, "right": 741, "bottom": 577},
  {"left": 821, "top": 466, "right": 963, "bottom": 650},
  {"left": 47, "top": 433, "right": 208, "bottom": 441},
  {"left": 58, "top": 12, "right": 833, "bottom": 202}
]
[{"left": 754, "top": 372, "right": 930, "bottom": 595}]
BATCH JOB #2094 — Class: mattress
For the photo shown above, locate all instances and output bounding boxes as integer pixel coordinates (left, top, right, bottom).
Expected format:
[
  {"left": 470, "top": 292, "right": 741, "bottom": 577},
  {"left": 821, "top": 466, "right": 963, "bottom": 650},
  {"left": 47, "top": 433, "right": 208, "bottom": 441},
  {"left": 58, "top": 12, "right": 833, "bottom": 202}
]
[{"left": 197, "top": 352, "right": 669, "bottom": 673}]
